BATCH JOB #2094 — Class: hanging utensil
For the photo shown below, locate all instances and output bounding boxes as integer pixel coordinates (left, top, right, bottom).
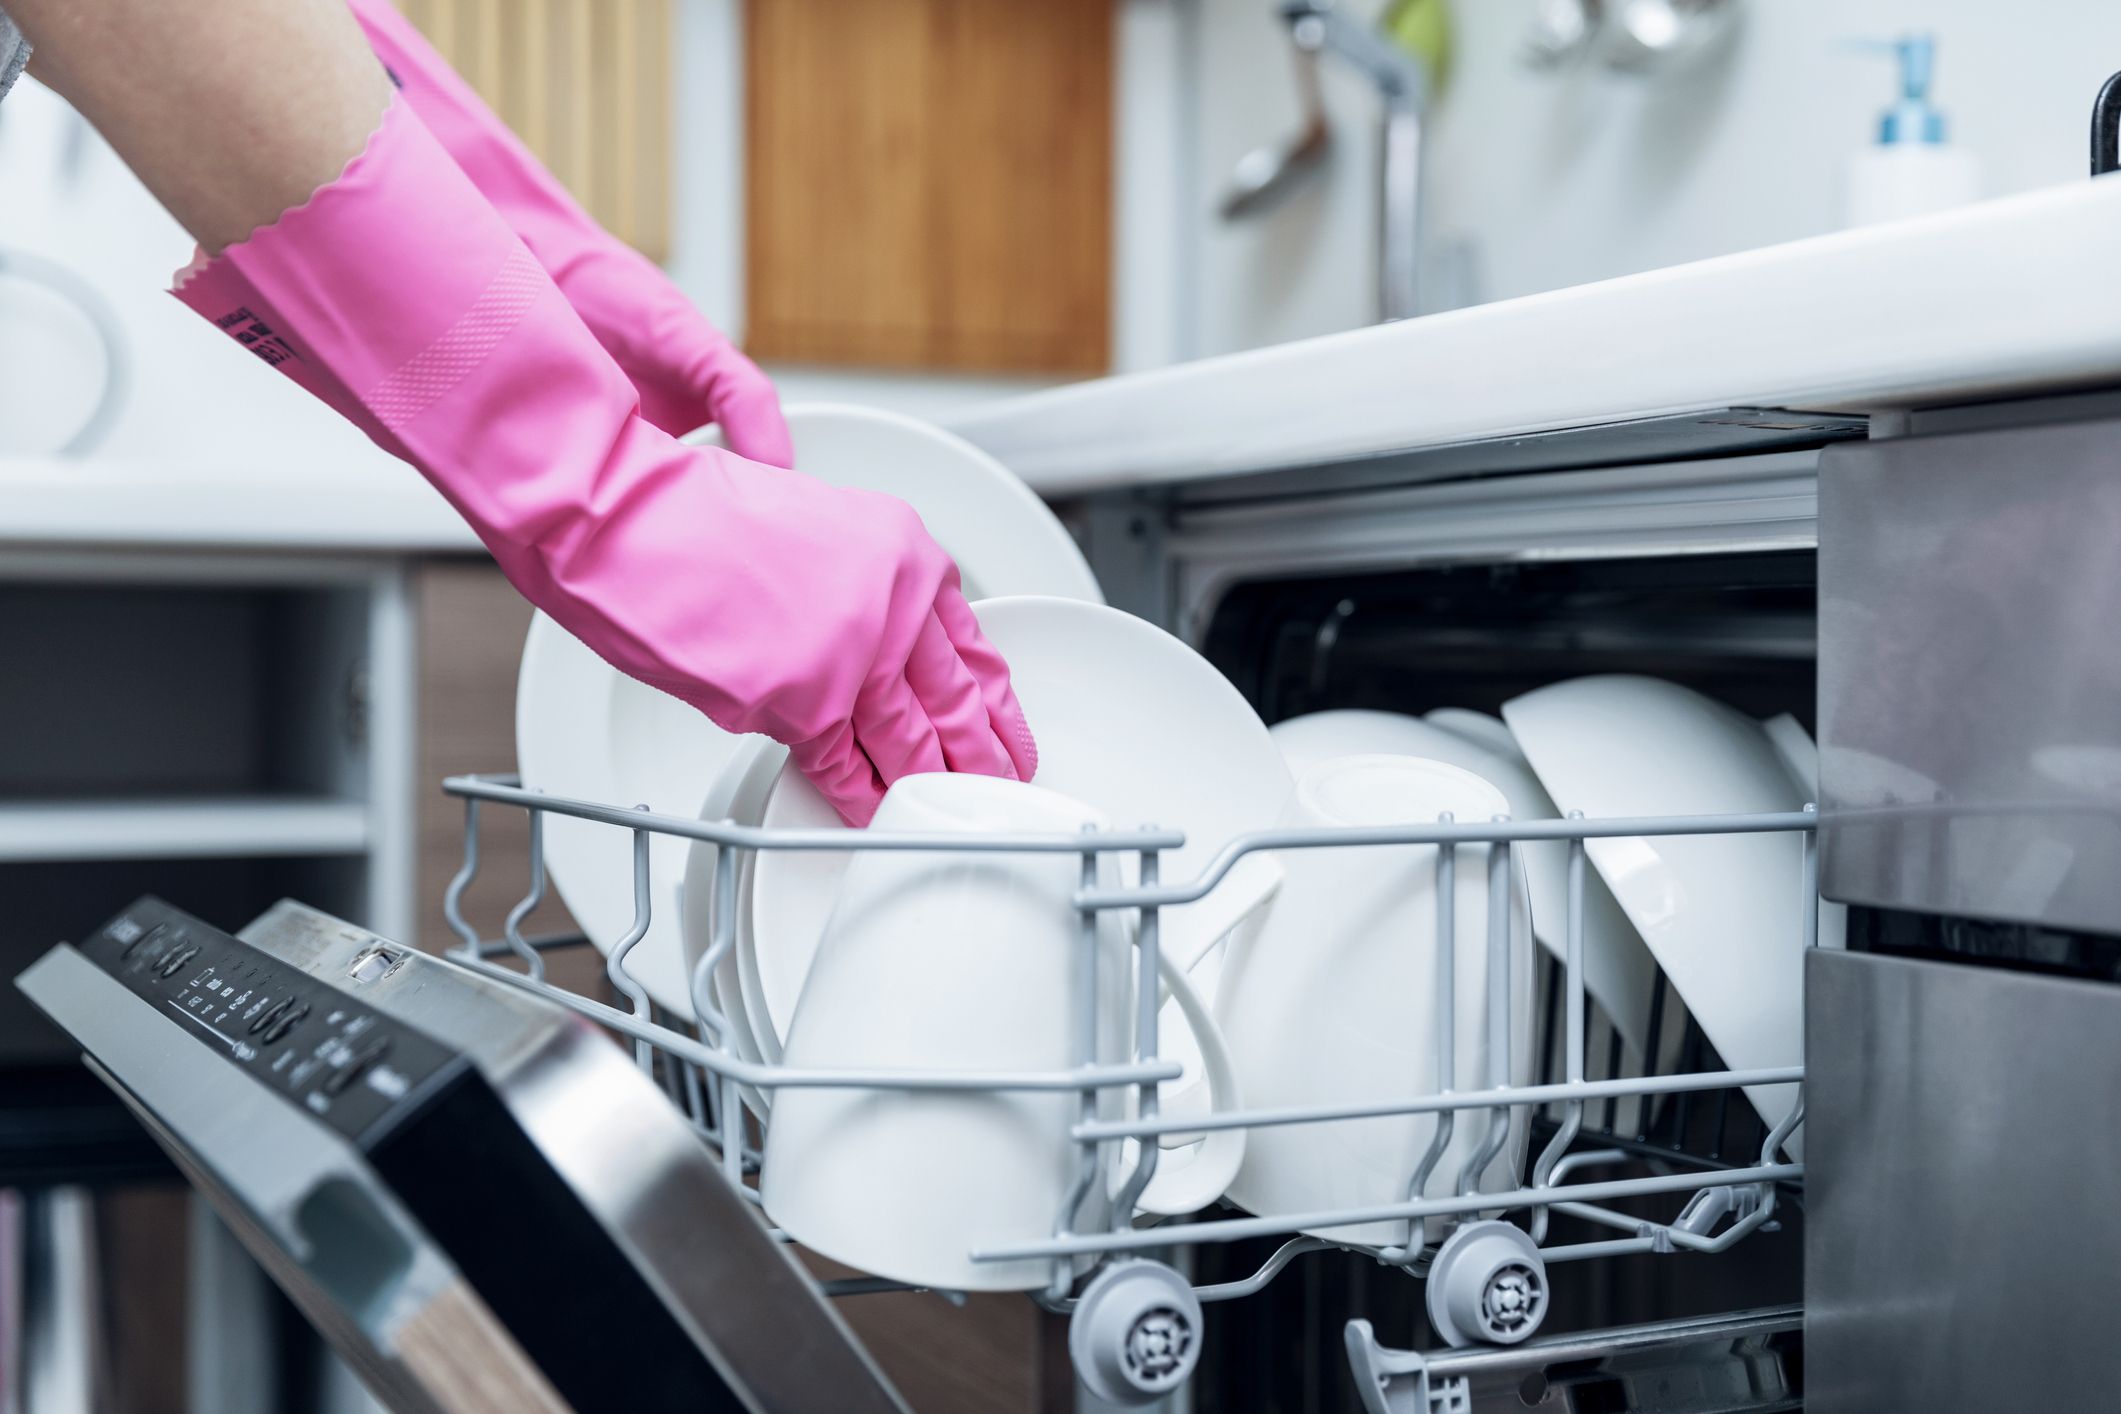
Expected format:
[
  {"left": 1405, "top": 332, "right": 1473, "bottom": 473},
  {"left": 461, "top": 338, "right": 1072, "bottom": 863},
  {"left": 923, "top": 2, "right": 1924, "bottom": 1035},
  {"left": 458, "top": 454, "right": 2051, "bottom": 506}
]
[{"left": 1219, "top": 17, "right": 1332, "bottom": 221}]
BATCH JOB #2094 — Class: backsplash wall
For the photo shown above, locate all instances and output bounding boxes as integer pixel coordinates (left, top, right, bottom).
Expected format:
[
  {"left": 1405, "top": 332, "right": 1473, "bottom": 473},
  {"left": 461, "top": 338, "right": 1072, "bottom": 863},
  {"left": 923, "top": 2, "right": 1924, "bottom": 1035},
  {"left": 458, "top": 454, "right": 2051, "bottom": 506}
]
[{"left": 1189, "top": 0, "right": 2121, "bottom": 356}]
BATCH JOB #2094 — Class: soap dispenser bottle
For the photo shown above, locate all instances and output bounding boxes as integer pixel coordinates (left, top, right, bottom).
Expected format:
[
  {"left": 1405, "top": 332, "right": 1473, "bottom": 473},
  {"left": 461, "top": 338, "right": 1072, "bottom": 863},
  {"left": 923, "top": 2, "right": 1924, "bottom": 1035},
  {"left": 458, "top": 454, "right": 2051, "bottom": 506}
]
[{"left": 1843, "top": 33, "right": 1981, "bottom": 227}]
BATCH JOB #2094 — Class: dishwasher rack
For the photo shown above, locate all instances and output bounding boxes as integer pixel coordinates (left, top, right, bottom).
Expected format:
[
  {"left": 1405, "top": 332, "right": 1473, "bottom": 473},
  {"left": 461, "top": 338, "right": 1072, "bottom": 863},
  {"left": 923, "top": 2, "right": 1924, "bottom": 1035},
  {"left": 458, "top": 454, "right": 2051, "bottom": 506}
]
[{"left": 434, "top": 772, "right": 1817, "bottom": 1411}]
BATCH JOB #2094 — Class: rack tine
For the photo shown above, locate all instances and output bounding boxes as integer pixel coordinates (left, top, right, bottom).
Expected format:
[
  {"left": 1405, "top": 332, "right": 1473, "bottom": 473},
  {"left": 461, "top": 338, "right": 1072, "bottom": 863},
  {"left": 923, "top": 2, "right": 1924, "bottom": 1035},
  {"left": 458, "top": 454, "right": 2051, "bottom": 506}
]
[
  {"left": 1109, "top": 851, "right": 1163, "bottom": 1221},
  {"left": 605, "top": 820, "right": 657, "bottom": 1073},
  {"left": 1530, "top": 820, "right": 1589, "bottom": 1244},
  {"left": 500, "top": 803, "right": 550, "bottom": 982},
  {"left": 1761, "top": 1095, "right": 1805, "bottom": 1165},
  {"left": 711, "top": 841, "right": 746, "bottom": 1190},
  {"left": 1456, "top": 820, "right": 1515, "bottom": 1197},
  {"left": 1046, "top": 829, "right": 1107, "bottom": 1305},
  {"left": 1393, "top": 815, "right": 1456, "bottom": 1262},
  {"left": 442, "top": 796, "right": 484, "bottom": 955},
  {"left": 687, "top": 825, "right": 741, "bottom": 1050}
]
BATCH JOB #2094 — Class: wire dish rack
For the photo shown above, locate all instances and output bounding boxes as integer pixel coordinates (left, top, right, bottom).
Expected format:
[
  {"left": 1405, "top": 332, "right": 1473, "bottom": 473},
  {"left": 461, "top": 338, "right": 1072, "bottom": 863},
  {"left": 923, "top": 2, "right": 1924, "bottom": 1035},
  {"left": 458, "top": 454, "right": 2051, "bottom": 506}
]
[{"left": 434, "top": 771, "right": 1819, "bottom": 1411}]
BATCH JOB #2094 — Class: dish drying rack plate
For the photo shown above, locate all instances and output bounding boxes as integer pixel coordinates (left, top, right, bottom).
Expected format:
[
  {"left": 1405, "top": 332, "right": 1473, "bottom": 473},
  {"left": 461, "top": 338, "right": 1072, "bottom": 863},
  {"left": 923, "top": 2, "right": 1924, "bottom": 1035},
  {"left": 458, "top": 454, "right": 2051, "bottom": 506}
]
[{"left": 438, "top": 772, "right": 1821, "bottom": 1408}]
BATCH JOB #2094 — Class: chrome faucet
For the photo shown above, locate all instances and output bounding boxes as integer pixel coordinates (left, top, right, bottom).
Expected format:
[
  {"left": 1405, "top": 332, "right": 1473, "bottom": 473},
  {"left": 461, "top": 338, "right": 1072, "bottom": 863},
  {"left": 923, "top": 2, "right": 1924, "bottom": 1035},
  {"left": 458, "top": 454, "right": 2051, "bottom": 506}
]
[{"left": 1224, "top": 1, "right": 1430, "bottom": 322}]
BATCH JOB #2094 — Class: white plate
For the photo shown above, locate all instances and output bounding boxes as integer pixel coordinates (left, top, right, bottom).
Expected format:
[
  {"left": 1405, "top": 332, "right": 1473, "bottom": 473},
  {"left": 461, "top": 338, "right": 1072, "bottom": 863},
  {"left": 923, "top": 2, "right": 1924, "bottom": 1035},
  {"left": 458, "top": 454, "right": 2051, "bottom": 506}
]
[
  {"left": 1267, "top": 710, "right": 1663, "bottom": 1059},
  {"left": 748, "top": 597, "right": 1296, "bottom": 1050},
  {"left": 1422, "top": 708, "right": 1524, "bottom": 761},
  {"left": 1503, "top": 676, "right": 1816, "bottom": 1156},
  {"left": 0, "top": 257, "right": 118, "bottom": 455},
  {"left": 1218, "top": 754, "right": 1534, "bottom": 1248},
  {"left": 517, "top": 404, "right": 1103, "bottom": 1018}
]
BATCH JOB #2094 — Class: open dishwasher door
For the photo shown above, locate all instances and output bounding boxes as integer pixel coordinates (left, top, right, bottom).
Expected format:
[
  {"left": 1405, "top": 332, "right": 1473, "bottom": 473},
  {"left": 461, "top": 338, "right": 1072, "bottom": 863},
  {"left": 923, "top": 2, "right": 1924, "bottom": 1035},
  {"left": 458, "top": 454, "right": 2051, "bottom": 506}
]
[{"left": 15, "top": 896, "right": 909, "bottom": 1414}]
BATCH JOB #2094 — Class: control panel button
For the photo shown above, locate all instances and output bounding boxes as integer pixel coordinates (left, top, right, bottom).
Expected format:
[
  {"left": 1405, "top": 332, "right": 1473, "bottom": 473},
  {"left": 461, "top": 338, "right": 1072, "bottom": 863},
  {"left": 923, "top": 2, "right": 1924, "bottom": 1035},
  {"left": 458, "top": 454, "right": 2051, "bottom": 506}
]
[
  {"left": 324, "top": 1039, "right": 392, "bottom": 1096},
  {"left": 250, "top": 997, "right": 292, "bottom": 1034},
  {"left": 157, "top": 946, "right": 199, "bottom": 979},
  {"left": 122, "top": 923, "right": 167, "bottom": 958},
  {"left": 347, "top": 945, "right": 406, "bottom": 985},
  {"left": 263, "top": 1004, "right": 310, "bottom": 1045}
]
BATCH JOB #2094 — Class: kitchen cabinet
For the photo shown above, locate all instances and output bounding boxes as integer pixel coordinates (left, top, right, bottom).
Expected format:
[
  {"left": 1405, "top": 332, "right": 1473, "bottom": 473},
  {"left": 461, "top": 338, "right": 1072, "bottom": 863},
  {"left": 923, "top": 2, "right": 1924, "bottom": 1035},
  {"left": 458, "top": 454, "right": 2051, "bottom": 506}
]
[
  {"left": 394, "top": 0, "right": 673, "bottom": 261},
  {"left": 744, "top": 0, "right": 1113, "bottom": 374}
]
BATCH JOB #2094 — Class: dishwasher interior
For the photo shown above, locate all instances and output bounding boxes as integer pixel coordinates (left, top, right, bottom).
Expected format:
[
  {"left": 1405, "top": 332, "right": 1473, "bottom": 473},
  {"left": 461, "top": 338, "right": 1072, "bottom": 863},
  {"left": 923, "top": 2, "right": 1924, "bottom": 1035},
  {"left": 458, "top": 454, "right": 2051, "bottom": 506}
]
[{"left": 1186, "top": 546, "right": 1816, "bottom": 1412}]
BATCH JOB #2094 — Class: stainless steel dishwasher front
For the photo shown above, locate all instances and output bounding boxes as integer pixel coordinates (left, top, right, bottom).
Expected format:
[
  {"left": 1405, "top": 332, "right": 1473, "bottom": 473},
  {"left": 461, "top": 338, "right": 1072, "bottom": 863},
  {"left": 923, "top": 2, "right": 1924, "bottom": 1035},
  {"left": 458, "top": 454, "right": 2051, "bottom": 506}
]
[{"left": 1805, "top": 947, "right": 2121, "bottom": 1412}]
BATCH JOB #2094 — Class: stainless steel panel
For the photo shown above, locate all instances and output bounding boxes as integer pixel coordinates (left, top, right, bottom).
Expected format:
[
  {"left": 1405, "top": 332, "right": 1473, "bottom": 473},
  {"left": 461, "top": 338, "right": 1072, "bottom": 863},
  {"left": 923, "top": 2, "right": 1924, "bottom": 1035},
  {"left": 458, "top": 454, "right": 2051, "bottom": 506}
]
[
  {"left": 1818, "top": 419, "right": 2121, "bottom": 933},
  {"left": 235, "top": 902, "right": 909, "bottom": 1414},
  {"left": 1805, "top": 948, "right": 2121, "bottom": 1412},
  {"left": 15, "top": 945, "right": 496, "bottom": 1414}
]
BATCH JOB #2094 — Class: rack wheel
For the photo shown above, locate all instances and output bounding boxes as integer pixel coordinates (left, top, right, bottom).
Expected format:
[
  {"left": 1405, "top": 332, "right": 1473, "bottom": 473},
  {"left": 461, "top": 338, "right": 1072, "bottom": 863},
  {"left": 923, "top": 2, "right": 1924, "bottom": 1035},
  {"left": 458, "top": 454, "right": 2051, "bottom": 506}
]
[
  {"left": 1068, "top": 1260, "right": 1203, "bottom": 1405},
  {"left": 1425, "top": 1220, "right": 1548, "bottom": 1348}
]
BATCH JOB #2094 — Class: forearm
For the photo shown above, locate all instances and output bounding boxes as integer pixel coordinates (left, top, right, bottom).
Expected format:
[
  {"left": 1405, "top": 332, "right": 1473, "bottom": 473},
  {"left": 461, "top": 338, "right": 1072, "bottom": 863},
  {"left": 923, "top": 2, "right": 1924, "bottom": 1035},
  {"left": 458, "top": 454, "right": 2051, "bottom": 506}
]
[
  {"left": 10, "top": 0, "right": 393, "bottom": 254},
  {"left": 347, "top": 1, "right": 711, "bottom": 402}
]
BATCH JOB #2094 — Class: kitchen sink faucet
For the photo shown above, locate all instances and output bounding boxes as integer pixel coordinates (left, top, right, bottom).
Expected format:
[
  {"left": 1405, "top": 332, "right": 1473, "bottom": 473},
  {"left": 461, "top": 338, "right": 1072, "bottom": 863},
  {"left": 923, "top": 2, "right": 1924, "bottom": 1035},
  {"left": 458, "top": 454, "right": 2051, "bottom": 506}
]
[{"left": 1233, "top": 1, "right": 1430, "bottom": 323}]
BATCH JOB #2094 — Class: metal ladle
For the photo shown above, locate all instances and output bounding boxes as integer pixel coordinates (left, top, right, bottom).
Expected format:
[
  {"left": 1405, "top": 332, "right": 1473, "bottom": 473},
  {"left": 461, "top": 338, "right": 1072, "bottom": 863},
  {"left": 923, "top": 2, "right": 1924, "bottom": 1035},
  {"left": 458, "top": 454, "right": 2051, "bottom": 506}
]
[{"left": 1219, "top": 15, "right": 1332, "bottom": 221}]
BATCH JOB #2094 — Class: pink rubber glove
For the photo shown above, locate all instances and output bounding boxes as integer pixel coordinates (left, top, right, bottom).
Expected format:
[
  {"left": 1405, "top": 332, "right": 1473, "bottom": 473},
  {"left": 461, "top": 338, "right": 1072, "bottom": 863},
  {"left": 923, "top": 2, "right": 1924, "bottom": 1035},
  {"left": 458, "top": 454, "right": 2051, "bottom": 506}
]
[
  {"left": 345, "top": 0, "right": 791, "bottom": 468},
  {"left": 174, "top": 96, "right": 1034, "bottom": 825}
]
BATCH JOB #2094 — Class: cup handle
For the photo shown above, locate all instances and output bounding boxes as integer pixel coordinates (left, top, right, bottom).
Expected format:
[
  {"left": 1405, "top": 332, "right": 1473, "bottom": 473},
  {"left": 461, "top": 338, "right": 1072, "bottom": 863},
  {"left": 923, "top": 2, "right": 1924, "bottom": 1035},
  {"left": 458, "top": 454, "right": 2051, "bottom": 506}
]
[
  {"left": 1160, "top": 852, "right": 1284, "bottom": 977},
  {"left": 1134, "top": 951, "right": 1247, "bottom": 1217}
]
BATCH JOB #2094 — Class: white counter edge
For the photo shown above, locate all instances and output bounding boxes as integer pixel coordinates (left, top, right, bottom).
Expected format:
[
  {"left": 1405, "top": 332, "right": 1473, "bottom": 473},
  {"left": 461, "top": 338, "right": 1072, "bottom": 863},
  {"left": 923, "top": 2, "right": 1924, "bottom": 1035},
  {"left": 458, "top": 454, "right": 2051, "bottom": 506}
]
[{"left": 948, "top": 179, "right": 2121, "bottom": 496}]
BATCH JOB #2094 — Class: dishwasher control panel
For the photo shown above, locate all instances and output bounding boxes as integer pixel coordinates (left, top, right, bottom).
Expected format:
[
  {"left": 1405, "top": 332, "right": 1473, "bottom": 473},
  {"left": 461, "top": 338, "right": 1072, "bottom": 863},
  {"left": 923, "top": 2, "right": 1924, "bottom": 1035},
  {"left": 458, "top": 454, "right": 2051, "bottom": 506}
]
[{"left": 75, "top": 898, "right": 464, "bottom": 1148}]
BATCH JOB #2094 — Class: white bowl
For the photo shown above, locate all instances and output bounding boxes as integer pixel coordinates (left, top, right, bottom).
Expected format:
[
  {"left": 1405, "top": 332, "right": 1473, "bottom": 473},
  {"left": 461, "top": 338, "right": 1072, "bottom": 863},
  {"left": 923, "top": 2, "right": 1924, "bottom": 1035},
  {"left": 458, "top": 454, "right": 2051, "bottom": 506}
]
[
  {"left": 1503, "top": 676, "right": 1820, "bottom": 1156},
  {"left": 1267, "top": 710, "right": 1664, "bottom": 1063}
]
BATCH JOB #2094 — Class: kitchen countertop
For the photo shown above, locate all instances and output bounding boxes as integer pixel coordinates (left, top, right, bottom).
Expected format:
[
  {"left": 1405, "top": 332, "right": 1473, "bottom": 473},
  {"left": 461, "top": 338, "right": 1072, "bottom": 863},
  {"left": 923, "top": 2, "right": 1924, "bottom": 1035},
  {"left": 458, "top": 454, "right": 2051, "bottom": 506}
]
[
  {"left": 0, "top": 454, "right": 480, "bottom": 555},
  {"left": 949, "top": 177, "right": 2121, "bottom": 496},
  {"left": 6, "top": 176, "right": 2119, "bottom": 552}
]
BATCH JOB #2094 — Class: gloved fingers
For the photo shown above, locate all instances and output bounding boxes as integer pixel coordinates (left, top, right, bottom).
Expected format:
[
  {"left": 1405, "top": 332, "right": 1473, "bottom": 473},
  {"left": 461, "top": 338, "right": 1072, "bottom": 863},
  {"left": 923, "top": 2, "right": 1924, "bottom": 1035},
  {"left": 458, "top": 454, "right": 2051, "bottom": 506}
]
[
  {"left": 902, "top": 611, "right": 1019, "bottom": 781},
  {"left": 704, "top": 351, "right": 794, "bottom": 469},
  {"left": 788, "top": 720, "right": 886, "bottom": 828},
  {"left": 931, "top": 583, "right": 1039, "bottom": 783},
  {"left": 849, "top": 663, "right": 951, "bottom": 791}
]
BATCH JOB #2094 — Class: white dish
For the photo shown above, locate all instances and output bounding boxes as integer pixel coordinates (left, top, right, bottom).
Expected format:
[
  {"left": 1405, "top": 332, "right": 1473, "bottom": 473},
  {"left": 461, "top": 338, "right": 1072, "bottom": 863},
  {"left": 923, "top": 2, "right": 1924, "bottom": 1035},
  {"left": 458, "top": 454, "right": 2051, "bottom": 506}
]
[
  {"left": 1422, "top": 708, "right": 1525, "bottom": 762},
  {"left": 1503, "top": 676, "right": 1817, "bottom": 1156},
  {"left": 761, "top": 774, "right": 1249, "bottom": 1291},
  {"left": 1266, "top": 710, "right": 1663, "bottom": 1059},
  {"left": 679, "top": 736, "right": 788, "bottom": 1117},
  {"left": 1218, "top": 755, "right": 1533, "bottom": 1248},
  {"left": 517, "top": 403, "right": 1103, "bottom": 1018},
  {"left": 748, "top": 596, "right": 1296, "bottom": 1052}
]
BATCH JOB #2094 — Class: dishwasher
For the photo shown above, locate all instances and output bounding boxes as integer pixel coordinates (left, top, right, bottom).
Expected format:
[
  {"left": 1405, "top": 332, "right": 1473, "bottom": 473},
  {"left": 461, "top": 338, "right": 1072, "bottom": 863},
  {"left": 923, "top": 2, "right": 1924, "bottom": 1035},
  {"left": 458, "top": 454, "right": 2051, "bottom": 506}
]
[
  {"left": 16, "top": 389, "right": 2121, "bottom": 1413},
  {"left": 13, "top": 409, "right": 2121, "bottom": 1411}
]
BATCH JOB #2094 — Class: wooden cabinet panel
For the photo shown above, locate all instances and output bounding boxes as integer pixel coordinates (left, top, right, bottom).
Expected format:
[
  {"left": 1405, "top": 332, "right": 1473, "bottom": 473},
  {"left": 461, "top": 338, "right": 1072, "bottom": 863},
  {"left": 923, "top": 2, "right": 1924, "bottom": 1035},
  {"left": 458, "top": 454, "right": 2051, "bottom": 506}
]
[
  {"left": 397, "top": 0, "right": 672, "bottom": 261},
  {"left": 800, "top": 1251, "right": 1073, "bottom": 1414},
  {"left": 745, "top": 0, "right": 1113, "bottom": 374}
]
